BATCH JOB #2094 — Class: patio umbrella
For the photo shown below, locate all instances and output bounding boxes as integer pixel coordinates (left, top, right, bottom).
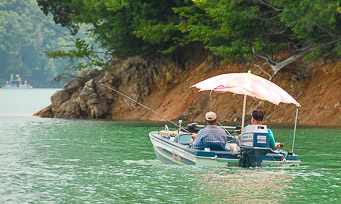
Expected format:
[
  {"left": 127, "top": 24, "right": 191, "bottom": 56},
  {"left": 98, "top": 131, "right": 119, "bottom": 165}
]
[
  {"left": 191, "top": 71, "right": 300, "bottom": 152},
  {"left": 191, "top": 72, "right": 299, "bottom": 106}
]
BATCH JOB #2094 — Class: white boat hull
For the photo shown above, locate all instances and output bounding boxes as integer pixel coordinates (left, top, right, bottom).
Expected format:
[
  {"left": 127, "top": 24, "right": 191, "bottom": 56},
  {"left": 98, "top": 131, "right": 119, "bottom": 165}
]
[{"left": 149, "top": 131, "right": 300, "bottom": 167}]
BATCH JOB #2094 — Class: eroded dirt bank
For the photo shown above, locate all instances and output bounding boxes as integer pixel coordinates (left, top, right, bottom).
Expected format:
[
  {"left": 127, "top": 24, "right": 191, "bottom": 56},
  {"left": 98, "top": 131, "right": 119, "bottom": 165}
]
[{"left": 36, "top": 51, "right": 341, "bottom": 127}]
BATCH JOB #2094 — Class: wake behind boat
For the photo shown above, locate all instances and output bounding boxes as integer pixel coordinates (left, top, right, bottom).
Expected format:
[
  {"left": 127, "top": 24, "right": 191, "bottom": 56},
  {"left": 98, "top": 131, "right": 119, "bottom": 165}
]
[{"left": 149, "top": 122, "right": 300, "bottom": 167}]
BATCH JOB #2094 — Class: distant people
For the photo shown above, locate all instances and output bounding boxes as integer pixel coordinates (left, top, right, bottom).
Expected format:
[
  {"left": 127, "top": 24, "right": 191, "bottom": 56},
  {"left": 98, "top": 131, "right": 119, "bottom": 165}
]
[
  {"left": 192, "top": 111, "right": 227, "bottom": 149},
  {"left": 251, "top": 109, "right": 282, "bottom": 150},
  {"left": 16, "top": 74, "right": 22, "bottom": 85}
]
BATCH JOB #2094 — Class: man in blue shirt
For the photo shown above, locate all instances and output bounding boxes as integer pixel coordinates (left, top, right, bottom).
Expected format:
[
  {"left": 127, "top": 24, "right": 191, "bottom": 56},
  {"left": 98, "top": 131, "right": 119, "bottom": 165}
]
[
  {"left": 192, "top": 111, "right": 227, "bottom": 149},
  {"left": 251, "top": 109, "right": 282, "bottom": 150}
]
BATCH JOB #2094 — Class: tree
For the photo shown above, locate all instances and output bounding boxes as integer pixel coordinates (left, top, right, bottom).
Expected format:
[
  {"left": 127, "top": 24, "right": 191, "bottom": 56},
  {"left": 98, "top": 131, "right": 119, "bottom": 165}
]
[
  {"left": 0, "top": 0, "right": 73, "bottom": 87},
  {"left": 37, "top": 0, "right": 193, "bottom": 58},
  {"left": 177, "top": 0, "right": 341, "bottom": 79},
  {"left": 36, "top": 0, "right": 341, "bottom": 79}
]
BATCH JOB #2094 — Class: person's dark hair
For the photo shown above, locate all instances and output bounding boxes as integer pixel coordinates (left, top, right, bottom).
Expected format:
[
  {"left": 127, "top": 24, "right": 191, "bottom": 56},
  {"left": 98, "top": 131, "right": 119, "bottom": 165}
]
[{"left": 252, "top": 109, "right": 264, "bottom": 121}]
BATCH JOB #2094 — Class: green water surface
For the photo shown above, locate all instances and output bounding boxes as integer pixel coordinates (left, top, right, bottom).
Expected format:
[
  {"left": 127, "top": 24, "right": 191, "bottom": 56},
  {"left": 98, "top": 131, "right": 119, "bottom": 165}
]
[
  {"left": 0, "top": 88, "right": 59, "bottom": 115},
  {"left": 0, "top": 116, "right": 340, "bottom": 203},
  {"left": 0, "top": 88, "right": 340, "bottom": 203}
]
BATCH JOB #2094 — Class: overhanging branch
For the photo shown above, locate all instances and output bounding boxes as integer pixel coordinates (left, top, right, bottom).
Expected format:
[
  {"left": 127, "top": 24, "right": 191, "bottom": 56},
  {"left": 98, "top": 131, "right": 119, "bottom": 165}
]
[{"left": 252, "top": 46, "right": 313, "bottom": 80}]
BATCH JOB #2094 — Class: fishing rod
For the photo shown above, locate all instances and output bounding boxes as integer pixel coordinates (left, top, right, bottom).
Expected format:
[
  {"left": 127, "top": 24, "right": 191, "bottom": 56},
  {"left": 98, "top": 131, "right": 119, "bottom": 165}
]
[
  {"left": 99, "top": 81, "right": 236, "bottom": 135},
  {"left": 283, "top": 145, "right": 336, "bottom": 154},
  {"left": 282, "top": 145, "right": 313, "bottom": 150},
  {"left": 217, "top": 121, "right": 234, "bottom": 138},
  {"left": 99, "top": 81, "right": 180, "bottom": 128}
]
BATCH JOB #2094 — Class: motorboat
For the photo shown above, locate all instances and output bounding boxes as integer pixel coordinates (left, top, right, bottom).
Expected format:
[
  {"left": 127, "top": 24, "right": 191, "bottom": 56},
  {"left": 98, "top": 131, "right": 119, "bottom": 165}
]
[
  {"left": 149, "top": 71, "right": 303, "bottom": 167},
  {"left": 149, "top": 71, "right": 302, "bottom": 168},
  {"left": 100, "top": 72, "right": 302, "bottom": 168},
  {"left": 2, "top": 74, "right": 33, "bottom": 88},
  {"left": 149, "top": 122, "right": 301, "bottom": 167}
]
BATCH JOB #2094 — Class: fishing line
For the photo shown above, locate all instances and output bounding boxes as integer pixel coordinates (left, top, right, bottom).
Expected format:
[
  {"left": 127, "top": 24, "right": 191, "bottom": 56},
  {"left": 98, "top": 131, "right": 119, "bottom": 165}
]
[
  {"left": 99, "top": 81, "right": 179, "bottom": 127},
  {"left": 280, "top": 133, "right": 292, "bottom": 144},
  {"left": 279, "top": 103, "right": 296, "bottom": 119},
  {"left": 282, "top": 145, "right": 334, "bottom": 153},
  {"left": 217, "top": 121, "right": 234, "bottom": 138},
  {"left": 283, "top": 146, "right": 313, "bottom": 150}
]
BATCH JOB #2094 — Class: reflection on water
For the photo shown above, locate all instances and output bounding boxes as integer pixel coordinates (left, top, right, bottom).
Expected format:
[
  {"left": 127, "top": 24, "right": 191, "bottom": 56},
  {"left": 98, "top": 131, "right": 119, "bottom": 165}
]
[{"left": 193, "top": 168, "right": 294, "bottom": 203}]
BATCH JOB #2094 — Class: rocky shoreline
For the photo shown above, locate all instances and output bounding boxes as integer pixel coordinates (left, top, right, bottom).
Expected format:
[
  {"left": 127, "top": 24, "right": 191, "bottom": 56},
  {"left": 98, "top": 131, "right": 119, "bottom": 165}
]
[
  {"left": 35, "top": 53, "right": 341, "bottom": 127},
  {"left": 35, "top": 54, "right": 193, "bottom": 120}
]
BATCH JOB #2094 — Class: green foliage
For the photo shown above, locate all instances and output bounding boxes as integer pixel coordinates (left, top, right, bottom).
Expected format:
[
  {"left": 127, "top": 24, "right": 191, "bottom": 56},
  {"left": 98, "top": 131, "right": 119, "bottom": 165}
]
[
  {"left": 36, "top": 0, "right": 341, "bottom": 71},
  {"left": 37, "top": 0, "right": 193, "bottom": 58},
  {"left": 0, "top": 0, "right": 73, "bottom": 87},
  {"left": 45, "top": 38, "right": 105, "bottom": 71}
]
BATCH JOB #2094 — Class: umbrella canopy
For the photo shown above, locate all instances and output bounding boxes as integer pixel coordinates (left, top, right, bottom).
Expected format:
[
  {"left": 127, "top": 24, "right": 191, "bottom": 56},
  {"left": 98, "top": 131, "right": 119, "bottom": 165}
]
[
  {"left": 191, "top": 72, "right": 300, "bottom": 153},
  {"left": 191, "top": 72, "right": 299, "bottom": 106}
]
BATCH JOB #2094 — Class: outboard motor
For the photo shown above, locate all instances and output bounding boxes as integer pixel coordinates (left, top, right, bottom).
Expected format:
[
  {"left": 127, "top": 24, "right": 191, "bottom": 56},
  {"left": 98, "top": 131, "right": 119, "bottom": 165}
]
[{"left": 239, "top": 125, "right": 271, "bottom": 168}]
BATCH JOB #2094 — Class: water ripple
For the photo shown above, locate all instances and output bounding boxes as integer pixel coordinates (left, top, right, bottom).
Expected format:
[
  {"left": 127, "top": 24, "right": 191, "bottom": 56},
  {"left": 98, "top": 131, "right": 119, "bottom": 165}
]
[{"left": 0, "top": 117, "right": 340, "bottom": 203}]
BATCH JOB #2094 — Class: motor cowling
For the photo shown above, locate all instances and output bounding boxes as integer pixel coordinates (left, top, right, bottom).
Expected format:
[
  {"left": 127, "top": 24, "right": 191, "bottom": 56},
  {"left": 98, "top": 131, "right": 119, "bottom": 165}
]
[{"left": 239, "top": 125, "right": 272, "bottom": 167}]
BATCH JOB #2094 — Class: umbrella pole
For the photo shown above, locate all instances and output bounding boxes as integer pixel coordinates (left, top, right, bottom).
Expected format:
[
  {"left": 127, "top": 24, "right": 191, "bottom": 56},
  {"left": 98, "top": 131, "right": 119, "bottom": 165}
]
[
  {"left": 291, "top": 105, "right": 299, "bottom": 153},
  {"left": 241, "top": 94, "right": 247, "bottom": 133}
]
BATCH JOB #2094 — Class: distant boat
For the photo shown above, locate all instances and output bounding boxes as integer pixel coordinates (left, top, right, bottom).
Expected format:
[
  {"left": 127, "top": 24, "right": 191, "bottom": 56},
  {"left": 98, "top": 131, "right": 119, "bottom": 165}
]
[{"left": 2, "top": 74, "right": 33, "bottom": 88}]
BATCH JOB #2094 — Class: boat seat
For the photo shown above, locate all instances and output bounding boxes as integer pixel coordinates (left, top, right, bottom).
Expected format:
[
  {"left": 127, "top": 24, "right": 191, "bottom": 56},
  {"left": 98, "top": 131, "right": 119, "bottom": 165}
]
[
  {"left": 195, "top": 143, "right": 228, "bottom": 151},
  {"left": 173, "top": 134, "right": 192, "bottom": 145},
  {"left": 265, "top": 150, "right": 287, "bottom": 161}
]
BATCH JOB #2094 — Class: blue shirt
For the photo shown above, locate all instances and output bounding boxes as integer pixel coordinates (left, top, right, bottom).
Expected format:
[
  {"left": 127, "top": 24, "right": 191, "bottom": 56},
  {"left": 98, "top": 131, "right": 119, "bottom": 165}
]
[{"left": 193, "top": 125, "right": 227, "bottom": 148}]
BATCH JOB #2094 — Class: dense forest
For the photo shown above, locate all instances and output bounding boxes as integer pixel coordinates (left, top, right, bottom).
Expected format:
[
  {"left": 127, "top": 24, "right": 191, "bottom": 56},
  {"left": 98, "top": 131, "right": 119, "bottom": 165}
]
[
  {"left": 32, "top": 0, "right": 341, "bottom": 126},
  {"left": 2, "top": 0, "right": 341, "bottom": 88},
  {"left": 0, "top": 0, "right": 96, "bottom": 87},
  {"left": 37, "top": 0, "right": 341, "bottom": 80}
]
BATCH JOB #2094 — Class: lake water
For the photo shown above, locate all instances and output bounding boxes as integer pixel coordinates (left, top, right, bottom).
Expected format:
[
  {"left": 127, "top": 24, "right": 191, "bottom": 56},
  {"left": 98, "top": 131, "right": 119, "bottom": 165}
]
[
  {"left": 0, "top": 89, "right": 340, "bottom": 203},
  {"left": 0, "top": 88, "right": 59, "bottom": 115}
]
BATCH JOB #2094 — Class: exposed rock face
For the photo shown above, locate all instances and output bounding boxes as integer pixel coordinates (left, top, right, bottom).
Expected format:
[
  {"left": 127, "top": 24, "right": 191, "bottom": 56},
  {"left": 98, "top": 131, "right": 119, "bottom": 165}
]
[
  {"left": 37, "top": 51, "right": 341, "bottom": 127},
  {"left": 49, "top": 70, "right": 105, "bottom": 118},
  {"left": 37, "top": 52, "right": 200, "bottom": 119}
]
